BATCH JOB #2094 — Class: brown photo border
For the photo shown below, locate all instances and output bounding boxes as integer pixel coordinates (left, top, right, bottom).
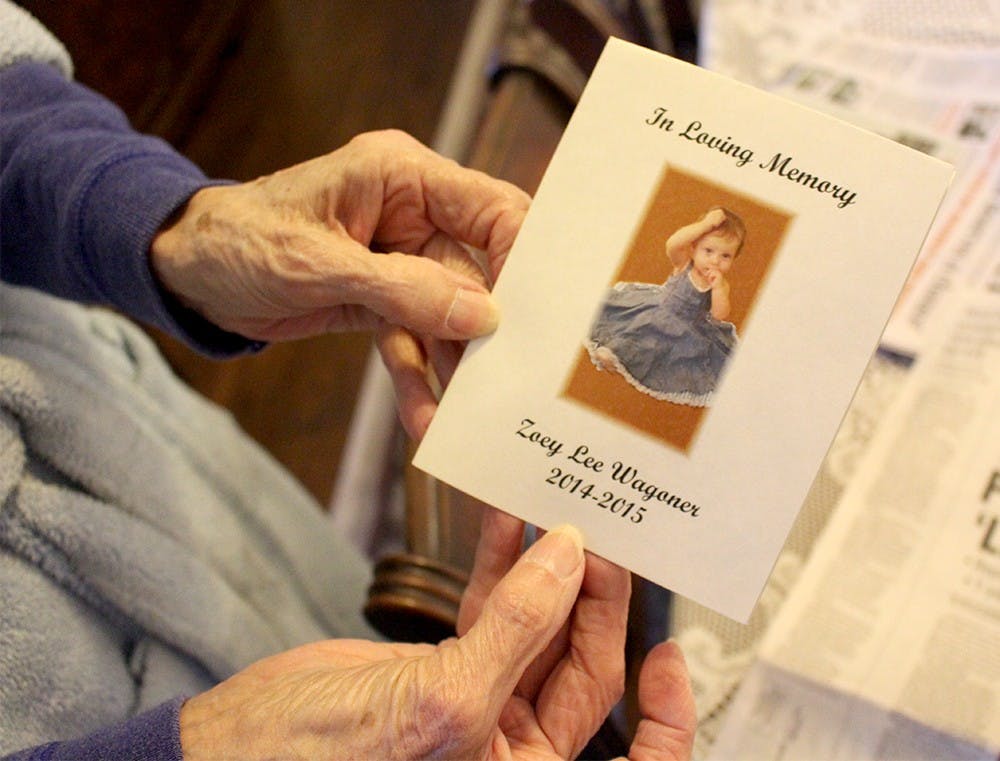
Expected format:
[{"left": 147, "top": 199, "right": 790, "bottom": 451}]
[{"left": 562, "top": 164, "right": 792, "bottom": 452}]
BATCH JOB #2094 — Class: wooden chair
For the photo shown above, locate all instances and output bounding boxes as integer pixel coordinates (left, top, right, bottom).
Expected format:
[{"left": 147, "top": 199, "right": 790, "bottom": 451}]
[{"left": 362, "top": 1, "right": 698, "bottom": 751}]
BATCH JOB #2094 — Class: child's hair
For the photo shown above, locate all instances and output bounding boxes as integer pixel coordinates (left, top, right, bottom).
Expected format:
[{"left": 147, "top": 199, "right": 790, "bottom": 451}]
[{"left": 707, "top": 206, "right": 746, "bottom": 256}]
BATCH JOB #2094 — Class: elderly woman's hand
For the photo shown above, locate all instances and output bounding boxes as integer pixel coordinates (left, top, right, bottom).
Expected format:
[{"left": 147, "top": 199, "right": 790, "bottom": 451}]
[
  {"left": 178, "top": 522, "right": 695, "bottom": 760},
  {"left": 151, "top": 130, "right": 530, "bottom": 439},
  {"left": 459, "top": 509, "right": 697, "bottom": 761}
]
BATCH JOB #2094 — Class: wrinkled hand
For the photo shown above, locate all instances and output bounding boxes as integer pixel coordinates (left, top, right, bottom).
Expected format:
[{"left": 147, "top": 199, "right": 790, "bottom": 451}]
[
  {"left": 459, "top": 509, "right": 697, "bottom": 760},
  {"left": 179, "top": 520, "right": 695, "bottom": 760},
  {"left": 151, "top": 130, "right": 530, "bottom": 439}
]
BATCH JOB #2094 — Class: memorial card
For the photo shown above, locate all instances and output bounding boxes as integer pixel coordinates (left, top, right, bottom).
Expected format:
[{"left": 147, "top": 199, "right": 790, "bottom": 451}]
[{"left": 413, "top": 38, "right": 953, "bottom": 622}]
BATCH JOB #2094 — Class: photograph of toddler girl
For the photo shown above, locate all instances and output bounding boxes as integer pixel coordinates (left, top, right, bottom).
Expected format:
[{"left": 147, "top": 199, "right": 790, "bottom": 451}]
[{"left": 587, "top": 207, "right": 746, "bottom": 406}]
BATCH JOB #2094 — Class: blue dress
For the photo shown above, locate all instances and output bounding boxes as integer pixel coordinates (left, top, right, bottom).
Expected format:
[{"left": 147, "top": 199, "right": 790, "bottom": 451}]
[{"left": 587, "top": 264, "right": 738, "bottom": 406}]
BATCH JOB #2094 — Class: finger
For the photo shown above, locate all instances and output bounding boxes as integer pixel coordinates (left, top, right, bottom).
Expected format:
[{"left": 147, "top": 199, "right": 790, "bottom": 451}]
[
  {"left": 350, "top": 250, "right": 501, "bottom": 340},
  {"left": 418, "top": 229, "right": 492, "bottom": 288},
  {"left": 456, "top": 508, "right": 525, "bottom": 635},
  {"left": 250, "top": 216, "right": 499, "bottom": 341},
  {"left": 377, "top": 331, "right": 465, "bottom": 442},
  {"left": 406, "top": 150, "right": 530, "bottom": 281},
  {"left": 491, "top": 526, "right": 573, "bottom": 705},
  {"left": 425, "top": 336, "right": 465, "bottom": 393},
  {"left": 532, "top": 553, "right": 632, "bottom": 758},
  {"left": 375, "top": 322, "right": 437, "bottom": 441},
  {"left": 622, "top": 641, "right": 697, "bottom": 761},
  {"left": 425, "top": 175, "right": 531, "bottom": 279},
  {"left": 338, "top": 130, "right": 528, "bottom": 282},
  {"left": 442, "top": 524, "right": 585, "bottom": 719},
  {"left": 165, "top": 207, "right": 501, "bottom": 344}
]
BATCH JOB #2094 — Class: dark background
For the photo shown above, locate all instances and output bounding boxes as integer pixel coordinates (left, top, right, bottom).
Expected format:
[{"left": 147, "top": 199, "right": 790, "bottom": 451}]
[{"left": 22, "top": 0, "right": 476, "bottom": 503}]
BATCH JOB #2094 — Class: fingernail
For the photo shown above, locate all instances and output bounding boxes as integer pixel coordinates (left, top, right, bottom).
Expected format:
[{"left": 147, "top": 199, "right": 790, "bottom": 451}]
[
  {"left": 526, "top": 525, "right": 584, "bottom": 580},
  {"left": 445, "top": 288, "right": 499, "bottom": 337}
]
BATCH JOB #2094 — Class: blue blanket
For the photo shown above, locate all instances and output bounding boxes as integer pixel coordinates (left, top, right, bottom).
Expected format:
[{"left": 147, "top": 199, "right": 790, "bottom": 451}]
[{"left": 0, "top": 284, "right": 378, "bottom": 751}]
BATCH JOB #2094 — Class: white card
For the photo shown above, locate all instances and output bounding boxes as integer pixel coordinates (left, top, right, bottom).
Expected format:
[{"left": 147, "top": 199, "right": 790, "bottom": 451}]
[{"left": 414, "top": 38, "right": 953, "bottom": 622}]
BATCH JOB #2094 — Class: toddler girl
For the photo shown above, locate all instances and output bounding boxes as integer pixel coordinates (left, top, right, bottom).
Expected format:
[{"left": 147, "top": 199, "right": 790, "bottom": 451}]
[{"left": 587, "top": 207, "right": 746, "bottom": 406}]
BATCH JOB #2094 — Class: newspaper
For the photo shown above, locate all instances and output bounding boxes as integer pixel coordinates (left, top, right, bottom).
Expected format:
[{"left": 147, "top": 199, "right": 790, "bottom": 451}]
[
  {"left": 708, "top": 289, "right": 1000, "bottom": 758},
  {"left": 701, "top": 0, "right": 1000, "bottom": 360},
  {"left": 671, "top": 3, "right": 1000, "bottom": 755}
]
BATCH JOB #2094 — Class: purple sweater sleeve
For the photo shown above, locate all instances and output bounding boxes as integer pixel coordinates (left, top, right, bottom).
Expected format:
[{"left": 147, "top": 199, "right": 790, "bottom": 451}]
[
  {"left": 0, "top": 60, "right": 262, "bottom": 356},
  {"left": 2, "top": 697, "right": 185, "bottom": 761}
]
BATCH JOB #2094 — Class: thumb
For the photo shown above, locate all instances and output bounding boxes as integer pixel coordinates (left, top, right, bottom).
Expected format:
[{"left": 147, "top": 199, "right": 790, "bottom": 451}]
[{"left": 445, "top": 525, "right": 585, "bottom": 714}]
